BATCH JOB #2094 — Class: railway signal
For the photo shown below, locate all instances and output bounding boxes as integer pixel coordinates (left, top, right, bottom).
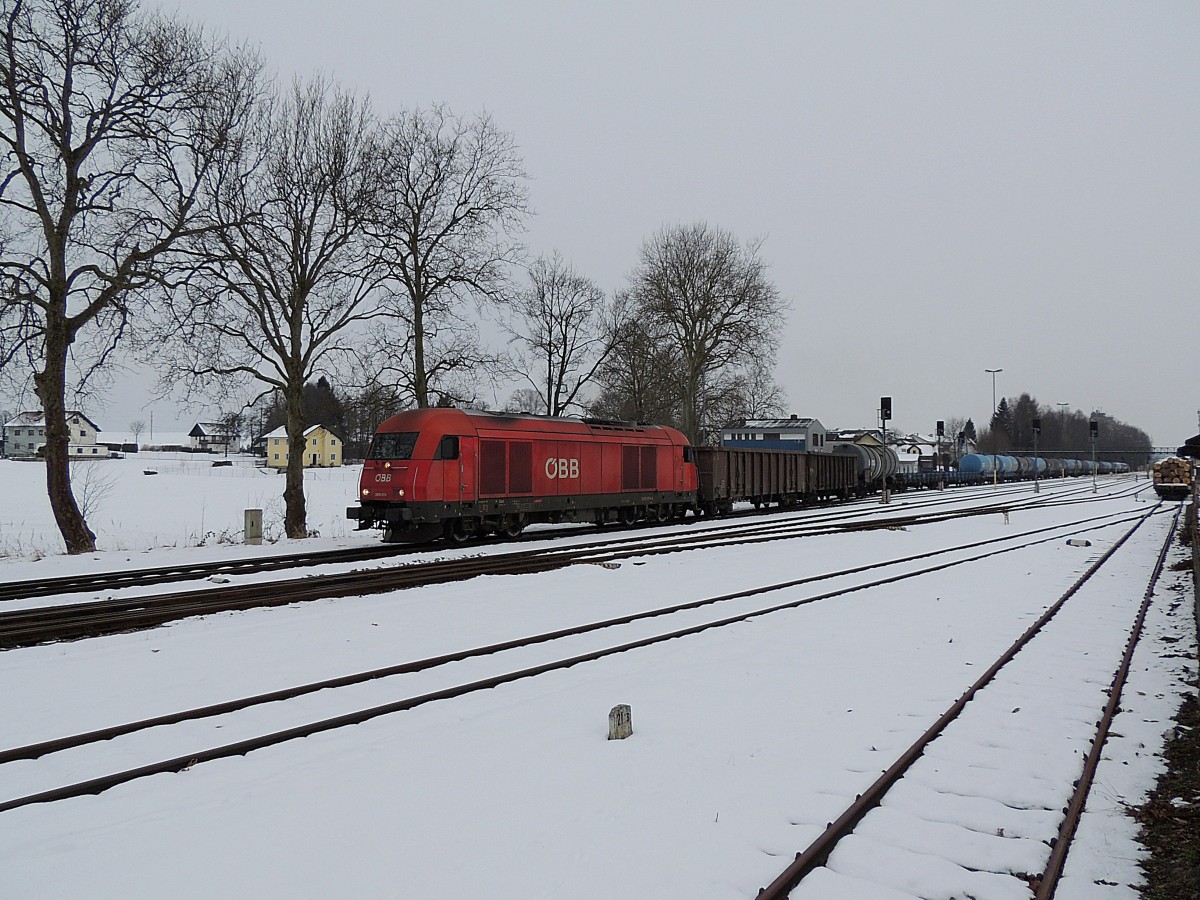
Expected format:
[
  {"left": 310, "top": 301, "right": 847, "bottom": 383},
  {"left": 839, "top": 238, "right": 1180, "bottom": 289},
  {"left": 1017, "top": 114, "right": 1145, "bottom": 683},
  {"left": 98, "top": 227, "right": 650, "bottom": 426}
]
[
  {"left": 936, "top": 421, "right": 945, "bottom": 489},
  {"left": 880, "top": 397, "right": 892, "bottom": 504},
  {"left": 1032, "top": 419, "right": 1041, "bottom": 493},
  {"left": 1090, "top": 420, "right": 1098, "bottom": 492}
]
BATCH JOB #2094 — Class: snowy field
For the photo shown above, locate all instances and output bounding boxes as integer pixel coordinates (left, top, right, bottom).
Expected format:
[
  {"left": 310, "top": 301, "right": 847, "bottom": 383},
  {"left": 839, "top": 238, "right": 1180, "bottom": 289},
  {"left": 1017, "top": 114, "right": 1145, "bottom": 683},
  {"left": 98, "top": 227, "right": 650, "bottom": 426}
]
[
  {"left": 0, "top": 465, "right": 1195, "bottom": 898},
  {"left": 0, "top": 453, "right": 372, "bottom": 570}
]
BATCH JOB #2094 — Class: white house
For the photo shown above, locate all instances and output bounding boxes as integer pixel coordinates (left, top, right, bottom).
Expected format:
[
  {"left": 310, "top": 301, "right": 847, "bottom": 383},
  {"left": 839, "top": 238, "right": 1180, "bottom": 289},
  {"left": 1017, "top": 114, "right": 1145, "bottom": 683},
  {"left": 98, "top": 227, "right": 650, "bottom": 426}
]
[
  {"left": 3, "top": 410, "right": 103, "bottom": 458},
  {"left": 189, "top": 422, "right": 236, "bottom": 453}
]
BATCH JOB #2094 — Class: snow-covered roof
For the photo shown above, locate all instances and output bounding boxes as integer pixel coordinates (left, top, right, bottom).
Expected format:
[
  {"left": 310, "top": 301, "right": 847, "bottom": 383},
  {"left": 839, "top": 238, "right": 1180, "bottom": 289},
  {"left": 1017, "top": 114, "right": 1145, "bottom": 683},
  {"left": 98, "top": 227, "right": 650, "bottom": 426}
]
[
  {"left": 726, "top": 417, "right": 821, "bottom": 431},
  {"left": 4, "top": 409, "right": 101, "bottom": 432},
  {"left": 263, "top": 424, "right": 334, "bottom": 440},
  {"left": 189, "top": 422, "right": 233, "bottom": 437}
]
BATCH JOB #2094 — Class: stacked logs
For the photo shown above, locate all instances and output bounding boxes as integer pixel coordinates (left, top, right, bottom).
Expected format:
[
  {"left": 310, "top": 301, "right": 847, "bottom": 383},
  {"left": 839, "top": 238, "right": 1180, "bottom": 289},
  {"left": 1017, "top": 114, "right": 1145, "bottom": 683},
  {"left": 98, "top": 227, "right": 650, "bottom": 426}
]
[{"left": 1153, "top": 458, "right": 1193, "bottom": 495}]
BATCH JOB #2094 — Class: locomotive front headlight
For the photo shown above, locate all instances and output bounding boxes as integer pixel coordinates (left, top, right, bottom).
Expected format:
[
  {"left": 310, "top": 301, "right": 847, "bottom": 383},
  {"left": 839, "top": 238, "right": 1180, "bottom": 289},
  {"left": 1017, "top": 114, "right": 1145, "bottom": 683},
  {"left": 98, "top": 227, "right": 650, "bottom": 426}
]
[
  {"left": 384, "top": 461, "right": 392, "bottom": 469},
  {"left": 397, "top": 488, "right": 405, "bottom": 497},
  {"left": 361, "top": 488, "right": 369, "bottom": 497}
]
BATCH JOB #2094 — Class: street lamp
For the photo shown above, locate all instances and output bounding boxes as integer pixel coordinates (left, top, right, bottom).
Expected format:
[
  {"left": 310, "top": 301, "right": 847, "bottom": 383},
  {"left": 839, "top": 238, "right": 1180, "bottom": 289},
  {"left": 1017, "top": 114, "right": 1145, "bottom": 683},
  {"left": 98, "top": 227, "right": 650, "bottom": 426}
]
[{"left": 985, "top": 368, "right": 1002, "bottom": 486}]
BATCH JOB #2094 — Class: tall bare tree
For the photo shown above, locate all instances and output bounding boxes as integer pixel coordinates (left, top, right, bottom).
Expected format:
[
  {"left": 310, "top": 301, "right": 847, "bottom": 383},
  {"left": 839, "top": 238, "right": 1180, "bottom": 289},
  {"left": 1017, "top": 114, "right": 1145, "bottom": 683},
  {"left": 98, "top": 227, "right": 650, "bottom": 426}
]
[
  {"left": 370, "top": 105, "right": 529, "bottom": 408},
  {"left": 503, "top": 252, "right": 612, "bottom": 416},
  {"left": 160, "top": 76, "right": 383, "bottom": 538},
  {"left": 623, "top": 223, "right": 787, "bottom": 445},
  {"left": 0, "top": 0, "right": 258, "bottom": 552}
]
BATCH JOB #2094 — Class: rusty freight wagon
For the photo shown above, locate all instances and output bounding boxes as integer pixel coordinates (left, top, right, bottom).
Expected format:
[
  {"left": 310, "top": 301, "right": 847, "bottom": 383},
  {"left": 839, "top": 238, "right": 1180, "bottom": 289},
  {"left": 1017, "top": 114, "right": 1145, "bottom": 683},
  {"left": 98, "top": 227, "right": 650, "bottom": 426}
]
[{"left": 694, "top": 447, "right": 856, "bottom": 516}]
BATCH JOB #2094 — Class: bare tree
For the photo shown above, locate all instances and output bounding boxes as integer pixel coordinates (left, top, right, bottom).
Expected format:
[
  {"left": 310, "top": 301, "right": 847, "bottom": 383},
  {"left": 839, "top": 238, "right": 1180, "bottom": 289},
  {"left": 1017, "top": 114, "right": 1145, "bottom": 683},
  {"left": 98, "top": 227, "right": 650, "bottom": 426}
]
[
  {"left": 354, "top": 316, "right": 502, "bottom": 411},
  {"left": 700, "top": 358, "right": 786, "bottom": 444},
  {"left": 0, "top": 0, "right": 258, "bottom": 552},
  {"left": 503, "top": 252, "right": 612, "bottom": 417},
  {"left": 73, "top": 458, "right": 114, "bottom": 520},
  {"left": 588, "top": 294, "right": 681, "bottom": 425},
  {"left": 370, "top": 105, "right": 529, "bottom": 408},
  {"left": 159, "top": 76, "right": 384, "bottom": 538},
  {"left": 128, "top": 418, "right": 144, "bottom": 445},
  {"left": 217, "top": 409, "right": 244, "bottom": 454},
  {"left": 623, "top": 223, "right": 787, "bottom": 445}
]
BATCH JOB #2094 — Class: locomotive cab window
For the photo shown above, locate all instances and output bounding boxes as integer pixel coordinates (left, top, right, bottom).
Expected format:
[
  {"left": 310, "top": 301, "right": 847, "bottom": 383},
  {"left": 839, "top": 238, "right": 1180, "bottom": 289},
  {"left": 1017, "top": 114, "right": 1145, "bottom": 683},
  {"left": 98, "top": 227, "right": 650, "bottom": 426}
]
[
  {"left": 434, "top": 436, "right": 459, "bottom": 460},
  {"left": 683, "top": 446, "right": 696, "bottom": 463},
  {"left": 368, "top": 431, "right": 419, "bottom": 460}
]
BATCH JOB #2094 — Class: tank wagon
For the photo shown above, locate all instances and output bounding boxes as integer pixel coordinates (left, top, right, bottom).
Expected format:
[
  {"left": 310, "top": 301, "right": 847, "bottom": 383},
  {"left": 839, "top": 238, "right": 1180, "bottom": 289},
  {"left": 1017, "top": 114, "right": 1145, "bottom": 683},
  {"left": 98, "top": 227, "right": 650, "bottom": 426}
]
[
  {"left": 896, "top": 454, "right": 1130, "bottom": 489},
  {"left": 349, "top": 408, "right": 696, "bottom": 542},
  {"left": 694, "top": 446, "right": 856, "bottom": 515},
  {"left": 830, "top": 442, "right": 898, "bottom": 492}
]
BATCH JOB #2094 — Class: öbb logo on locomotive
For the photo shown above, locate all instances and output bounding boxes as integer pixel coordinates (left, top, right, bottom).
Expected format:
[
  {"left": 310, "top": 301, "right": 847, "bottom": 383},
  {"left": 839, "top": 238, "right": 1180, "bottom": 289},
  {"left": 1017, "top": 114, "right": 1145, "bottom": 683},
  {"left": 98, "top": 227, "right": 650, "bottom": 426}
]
[{"left": 545, "top": 458, "right": 579, "bottom": 479}]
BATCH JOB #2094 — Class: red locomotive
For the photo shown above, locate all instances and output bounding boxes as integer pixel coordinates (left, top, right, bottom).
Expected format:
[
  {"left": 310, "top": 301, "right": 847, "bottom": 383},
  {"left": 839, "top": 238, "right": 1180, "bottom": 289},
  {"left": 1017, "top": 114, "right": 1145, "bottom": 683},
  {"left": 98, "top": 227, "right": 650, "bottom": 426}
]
[{"left": 348, "top": 408, "right": 698, "bottom": 542}]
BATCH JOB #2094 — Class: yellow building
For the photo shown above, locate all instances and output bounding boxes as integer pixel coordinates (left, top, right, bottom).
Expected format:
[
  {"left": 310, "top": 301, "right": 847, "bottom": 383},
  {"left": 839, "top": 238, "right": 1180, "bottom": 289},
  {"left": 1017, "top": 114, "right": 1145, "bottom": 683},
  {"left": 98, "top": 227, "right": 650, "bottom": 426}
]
[{"left": 263, "top": 424, "right": 343, "bottom": 469}]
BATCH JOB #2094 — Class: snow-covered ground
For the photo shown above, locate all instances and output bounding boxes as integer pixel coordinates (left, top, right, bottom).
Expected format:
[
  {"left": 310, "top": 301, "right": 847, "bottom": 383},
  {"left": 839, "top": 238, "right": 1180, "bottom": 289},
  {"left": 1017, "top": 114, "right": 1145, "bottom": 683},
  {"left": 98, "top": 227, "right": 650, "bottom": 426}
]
[
  {"left": 0, "top": 452, "right": 371, "bottom": 573},
  {"left": 0, "top": 465, "right": 1194, "bottom": 898}
]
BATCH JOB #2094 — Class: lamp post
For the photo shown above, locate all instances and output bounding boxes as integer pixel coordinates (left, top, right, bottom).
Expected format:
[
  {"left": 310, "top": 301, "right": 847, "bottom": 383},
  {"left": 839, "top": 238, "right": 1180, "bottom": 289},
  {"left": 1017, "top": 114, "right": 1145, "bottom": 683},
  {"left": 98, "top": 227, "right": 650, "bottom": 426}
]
[{"left": 985, "top": 368, "right": 1002, "bottom": 486}]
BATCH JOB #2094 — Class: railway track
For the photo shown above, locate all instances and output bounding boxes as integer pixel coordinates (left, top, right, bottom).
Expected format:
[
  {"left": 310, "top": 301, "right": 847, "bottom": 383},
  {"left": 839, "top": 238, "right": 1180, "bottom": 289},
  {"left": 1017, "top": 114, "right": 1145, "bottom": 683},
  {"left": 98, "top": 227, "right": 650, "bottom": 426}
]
[
  {"left": 0, "top": 542, "right": 413, "bottom": 603},
  {"left": 0, "top": 480, "right": 1151, "bottom": 648},
  {"left": 754, "top": 504, "right": 1180, "bottom": 899},
  {"left": 0, "top": 475, "right": 1139, "bottom": 605},
  {"left": 0, "top": 501, "right": 1163, "bottom": 815}
]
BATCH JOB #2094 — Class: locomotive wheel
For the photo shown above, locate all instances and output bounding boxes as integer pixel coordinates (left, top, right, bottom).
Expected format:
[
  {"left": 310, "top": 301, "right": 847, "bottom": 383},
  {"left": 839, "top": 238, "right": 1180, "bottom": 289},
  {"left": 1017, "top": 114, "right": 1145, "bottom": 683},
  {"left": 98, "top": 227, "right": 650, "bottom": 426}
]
[
  {"left": 620, "top": 506, "right": 638, "bottom": 526},
  {"left": 654, "top": 506, "right": 669, "bottom": 523},
  {"left": 443, "top": 519, "right": 471, "bottom": 544},
  {"left": 500, "top": 517, "right": 525, "bottom": 539}
]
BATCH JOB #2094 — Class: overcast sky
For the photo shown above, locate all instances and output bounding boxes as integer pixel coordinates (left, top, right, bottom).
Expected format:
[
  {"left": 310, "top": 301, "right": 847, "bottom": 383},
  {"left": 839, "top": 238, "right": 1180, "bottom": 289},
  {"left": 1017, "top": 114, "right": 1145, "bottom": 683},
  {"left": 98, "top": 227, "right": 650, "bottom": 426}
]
[{"left": 83, "top": 2, "right": 1200, "bottom": 444}]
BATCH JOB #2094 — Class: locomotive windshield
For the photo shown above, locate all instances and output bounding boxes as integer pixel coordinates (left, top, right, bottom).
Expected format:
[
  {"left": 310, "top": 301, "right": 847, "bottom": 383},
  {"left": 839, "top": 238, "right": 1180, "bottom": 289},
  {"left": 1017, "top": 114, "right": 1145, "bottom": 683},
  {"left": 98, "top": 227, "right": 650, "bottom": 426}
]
[{"left": 368, "top": 431, "right": 419, "bottom": 460}]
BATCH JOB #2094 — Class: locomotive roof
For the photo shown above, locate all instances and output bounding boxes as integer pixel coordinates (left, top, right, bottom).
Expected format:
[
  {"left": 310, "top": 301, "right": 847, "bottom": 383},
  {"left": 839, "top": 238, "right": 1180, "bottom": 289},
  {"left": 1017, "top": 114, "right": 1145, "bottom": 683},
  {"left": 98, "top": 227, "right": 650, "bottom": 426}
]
[{"left": 378, "top": 407, "right": 680, "bottom": 438}]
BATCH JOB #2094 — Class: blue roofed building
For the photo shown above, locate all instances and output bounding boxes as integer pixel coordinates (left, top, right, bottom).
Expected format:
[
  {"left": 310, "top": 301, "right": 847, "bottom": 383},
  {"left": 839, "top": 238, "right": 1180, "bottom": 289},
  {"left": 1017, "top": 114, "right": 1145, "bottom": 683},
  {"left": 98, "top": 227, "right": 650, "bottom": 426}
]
[{"left": 721, "top": 415, "right": 829, "bottom": 452}]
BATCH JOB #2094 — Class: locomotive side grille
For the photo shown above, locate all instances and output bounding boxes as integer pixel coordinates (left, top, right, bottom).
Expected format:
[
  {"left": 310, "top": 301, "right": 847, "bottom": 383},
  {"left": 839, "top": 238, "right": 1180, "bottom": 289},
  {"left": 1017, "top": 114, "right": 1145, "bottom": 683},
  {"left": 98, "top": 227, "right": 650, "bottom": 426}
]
[
  {"left": 621, "top": 444, "right": 658, "bottom": 489},
  {"left": 509, "top": 441, "right": 533, "bottom": 493},
  {"left": 481, "top": 440, "right": 507, "bottom": 494},
  {"left": 640, "top": 446, "right": 656, "bottom": 488},
  {"left": 622, "top": 445, "right": 640, "bottom": 489}
]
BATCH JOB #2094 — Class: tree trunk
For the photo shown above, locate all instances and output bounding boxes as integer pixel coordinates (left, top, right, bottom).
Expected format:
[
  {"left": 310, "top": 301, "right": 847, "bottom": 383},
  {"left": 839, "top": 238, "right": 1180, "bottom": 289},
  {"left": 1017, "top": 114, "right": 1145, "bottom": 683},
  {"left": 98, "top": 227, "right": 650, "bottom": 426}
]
[
  {"left": 283, "top": 383, "right": 309, "bottom": 539},
  {"left": 413, "top": 294, "right": 428, "bottom": 408},
  {"left": 34, "top": 323, "right": 96, "bottom": 554},
  {"left": 680, "top": 369, "right": 701, "bottom": 447}
]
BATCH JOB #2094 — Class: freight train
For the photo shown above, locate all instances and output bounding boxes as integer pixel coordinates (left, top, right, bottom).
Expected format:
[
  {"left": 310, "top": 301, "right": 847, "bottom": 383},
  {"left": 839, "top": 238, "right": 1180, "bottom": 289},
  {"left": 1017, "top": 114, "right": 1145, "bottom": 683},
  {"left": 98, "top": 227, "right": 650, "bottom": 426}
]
[{"left": 348, "top": 408, "right": 1130, "bottom": 543}]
